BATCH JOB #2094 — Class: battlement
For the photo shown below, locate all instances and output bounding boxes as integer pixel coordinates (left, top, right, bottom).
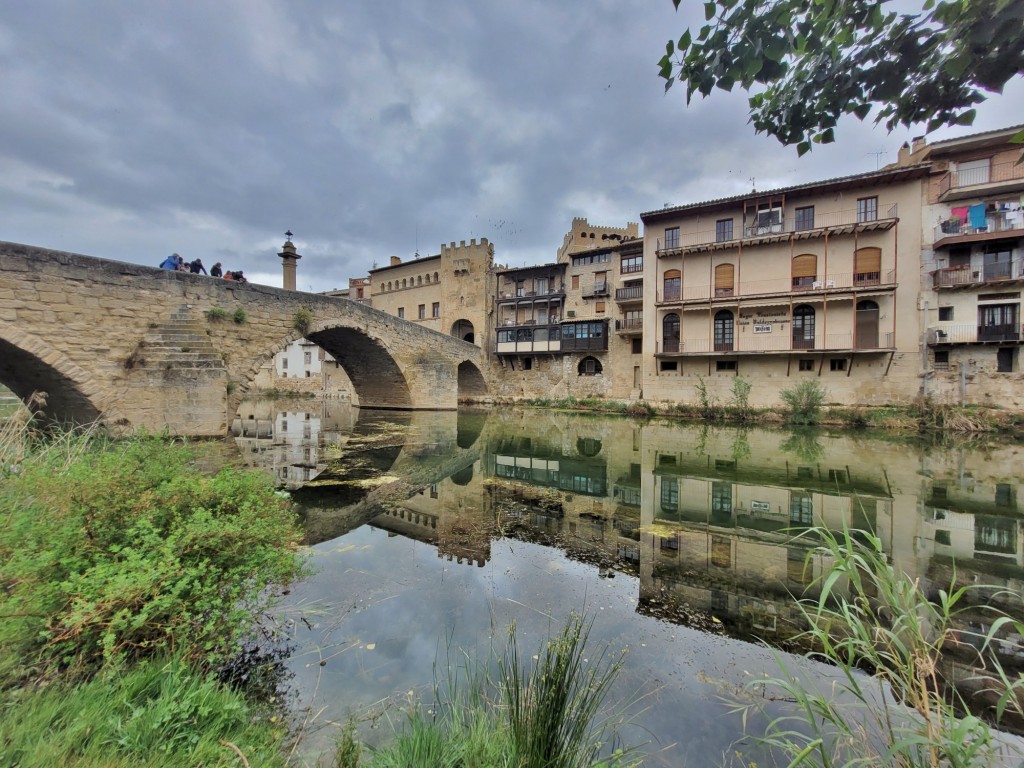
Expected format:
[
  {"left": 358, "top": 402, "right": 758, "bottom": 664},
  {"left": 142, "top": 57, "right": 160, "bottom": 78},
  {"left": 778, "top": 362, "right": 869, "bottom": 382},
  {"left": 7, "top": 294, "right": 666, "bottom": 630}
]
[{"left": 558, "top": 218, "right": 640, "bottom": 260}]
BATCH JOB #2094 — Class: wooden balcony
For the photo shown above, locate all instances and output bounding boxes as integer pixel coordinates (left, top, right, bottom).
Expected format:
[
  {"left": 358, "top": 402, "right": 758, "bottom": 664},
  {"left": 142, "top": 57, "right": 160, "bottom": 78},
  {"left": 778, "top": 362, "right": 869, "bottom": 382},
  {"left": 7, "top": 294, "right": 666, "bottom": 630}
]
[
  {"left": 655, "top": 270, "right": 896, "bottom": 306},
  {"left": 614, "top": 318, "right": 643, "bottom": 335},
  {"left": 656, "top": 332, "right": 895, "bottom": 355},
  {"left": 614, "top": 284, "right": 643, "bottom": 303}
]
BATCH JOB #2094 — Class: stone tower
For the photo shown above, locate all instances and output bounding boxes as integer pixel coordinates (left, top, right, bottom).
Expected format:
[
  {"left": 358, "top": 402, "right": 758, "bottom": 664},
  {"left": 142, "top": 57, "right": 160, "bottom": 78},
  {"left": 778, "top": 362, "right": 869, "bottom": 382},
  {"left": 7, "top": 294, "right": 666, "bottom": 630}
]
[{"left": 278, "top": 237, "right": 301, "bottom": 291}]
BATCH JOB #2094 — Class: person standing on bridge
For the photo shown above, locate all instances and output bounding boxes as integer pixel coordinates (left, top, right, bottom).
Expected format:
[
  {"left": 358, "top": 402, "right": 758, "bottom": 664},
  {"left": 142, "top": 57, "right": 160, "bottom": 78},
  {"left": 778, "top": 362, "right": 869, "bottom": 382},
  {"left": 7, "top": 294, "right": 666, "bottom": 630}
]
[
  {"left": 159, "top": 253, "right": 182, "bottom": 270},
  {"left": 189, "top": 258, "right": 208, "bottom": 275}
]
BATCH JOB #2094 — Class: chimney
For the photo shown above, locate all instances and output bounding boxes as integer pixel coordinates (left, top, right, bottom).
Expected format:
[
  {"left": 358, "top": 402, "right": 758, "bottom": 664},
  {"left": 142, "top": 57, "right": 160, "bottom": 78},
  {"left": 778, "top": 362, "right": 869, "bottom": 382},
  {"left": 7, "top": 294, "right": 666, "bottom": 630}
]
[
  {"left": 278, "top": 235, "right": 301, "bottom": 291},
  {"left": 390, "top": 255, "right": 402, "bottom": 266}
]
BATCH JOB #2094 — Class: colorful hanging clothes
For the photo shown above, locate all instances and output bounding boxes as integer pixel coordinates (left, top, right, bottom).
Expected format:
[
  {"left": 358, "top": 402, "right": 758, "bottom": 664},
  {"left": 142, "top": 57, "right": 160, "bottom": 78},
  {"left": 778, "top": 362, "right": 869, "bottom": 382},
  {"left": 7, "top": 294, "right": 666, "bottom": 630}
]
[
  {"left": 968, "top": 203, "right": 987, "bottom": 230},
  {"left": 950, "top": 206, "right": 969, "bottom": 223}
]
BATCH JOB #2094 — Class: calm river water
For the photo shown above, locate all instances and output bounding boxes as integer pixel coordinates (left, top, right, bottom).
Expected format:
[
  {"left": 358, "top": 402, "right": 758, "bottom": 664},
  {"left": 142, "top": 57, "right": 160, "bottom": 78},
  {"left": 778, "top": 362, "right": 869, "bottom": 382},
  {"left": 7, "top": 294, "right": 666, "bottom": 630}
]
[{"left": 231, "top": 399, "right": 1024, "bottom": 767}]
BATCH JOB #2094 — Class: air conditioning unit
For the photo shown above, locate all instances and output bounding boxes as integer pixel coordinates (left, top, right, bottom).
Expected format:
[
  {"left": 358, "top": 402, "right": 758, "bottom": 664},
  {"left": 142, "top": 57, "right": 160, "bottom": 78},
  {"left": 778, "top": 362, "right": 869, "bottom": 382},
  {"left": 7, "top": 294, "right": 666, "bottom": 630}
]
[{"left": 567, "top": 310, "right": 576, "bottom": 317}]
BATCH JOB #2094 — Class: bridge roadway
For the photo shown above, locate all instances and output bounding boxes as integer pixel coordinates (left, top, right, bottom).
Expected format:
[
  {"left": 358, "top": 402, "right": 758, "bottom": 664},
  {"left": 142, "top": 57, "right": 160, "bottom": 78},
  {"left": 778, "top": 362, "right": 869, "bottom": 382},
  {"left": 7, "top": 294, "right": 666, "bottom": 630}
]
[{"left": 0, "top": 241, "right": 487, "bottom": 435}]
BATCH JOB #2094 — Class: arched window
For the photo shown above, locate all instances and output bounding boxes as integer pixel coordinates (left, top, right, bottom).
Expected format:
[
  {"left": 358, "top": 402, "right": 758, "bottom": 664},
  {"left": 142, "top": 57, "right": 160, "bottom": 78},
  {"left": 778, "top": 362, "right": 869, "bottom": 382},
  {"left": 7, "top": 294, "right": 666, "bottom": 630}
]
[
  {"left": 663, "top": 269, "right": 681, "bottom": 301},
  {"left": 402, "top": 278, "right": 407, "bottom": 288},
  {"left": 434, "top": 272, "right": 439, "bottom": 282},
  {"left": 792, "top": 254, "right": 817, "bottom": 290},
  {"left": 663, "top": 313, "right": 680, "bottom": 353},
  {"left": 854, "top": 247, "right": 882, "bottom": 286},
  {"left": 792, "top": 304, "right": 815, "bottom": 349},
  {"left": 714, "top": 263, "right": 735, "bottom": 297},
  {"left": 380, "top": 283, "right": 385, "bottom": 293},
  {"left": 714, "top": 310, "right": 734, "bottom": 351},
  {"left": 387, "top": 281, "right": 392, "bottom": 291},
  {"left": 417, "top": 275, "right": 423, "bottom": 286},
  {"left": 578, "top": 356, "right": 603, "bottom": 376}
]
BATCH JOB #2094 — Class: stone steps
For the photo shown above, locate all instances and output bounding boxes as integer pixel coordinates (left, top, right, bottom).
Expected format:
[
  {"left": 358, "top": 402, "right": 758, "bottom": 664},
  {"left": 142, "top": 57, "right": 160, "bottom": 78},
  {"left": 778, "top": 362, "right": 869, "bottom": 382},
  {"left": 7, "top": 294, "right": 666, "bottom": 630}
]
[{"left": 138, "top": 308, "right": 228, "bottom": 372}]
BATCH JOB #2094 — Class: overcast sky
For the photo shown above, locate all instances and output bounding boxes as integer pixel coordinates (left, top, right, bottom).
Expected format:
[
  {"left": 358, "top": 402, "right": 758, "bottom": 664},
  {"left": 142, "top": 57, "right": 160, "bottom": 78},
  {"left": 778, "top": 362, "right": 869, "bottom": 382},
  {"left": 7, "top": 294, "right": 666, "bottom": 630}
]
[{"left": 2, "top": 2, "right": 1021, "bottom": 292}]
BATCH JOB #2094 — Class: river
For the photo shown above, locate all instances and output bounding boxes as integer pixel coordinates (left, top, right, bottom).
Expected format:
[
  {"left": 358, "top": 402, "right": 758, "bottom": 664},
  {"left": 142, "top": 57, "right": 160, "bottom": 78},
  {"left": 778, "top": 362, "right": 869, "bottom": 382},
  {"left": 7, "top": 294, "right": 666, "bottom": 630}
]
[{"left": 231, "top": 398, "right": 1024, "bottom": 766}]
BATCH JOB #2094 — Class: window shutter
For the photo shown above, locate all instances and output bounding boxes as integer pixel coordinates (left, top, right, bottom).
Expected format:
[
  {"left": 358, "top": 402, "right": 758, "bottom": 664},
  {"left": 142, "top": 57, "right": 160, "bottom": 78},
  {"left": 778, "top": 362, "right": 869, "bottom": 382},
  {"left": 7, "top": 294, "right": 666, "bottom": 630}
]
[
  {"left": 792, "top": 254, "right": 817, "bottom": 279},
  {"left": 714, "top": 263, "right": 734, "bottom": 290},
  {"left": 855, "top": 247, "right": 881, "bottom": 274}
]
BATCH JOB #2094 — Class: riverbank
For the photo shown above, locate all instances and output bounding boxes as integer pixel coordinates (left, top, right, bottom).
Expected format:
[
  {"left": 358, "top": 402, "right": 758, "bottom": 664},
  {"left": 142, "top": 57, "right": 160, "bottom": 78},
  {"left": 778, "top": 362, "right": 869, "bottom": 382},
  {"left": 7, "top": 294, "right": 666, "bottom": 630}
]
[{"left": 0, "top": 414, "right": 306, "bottom": 767}]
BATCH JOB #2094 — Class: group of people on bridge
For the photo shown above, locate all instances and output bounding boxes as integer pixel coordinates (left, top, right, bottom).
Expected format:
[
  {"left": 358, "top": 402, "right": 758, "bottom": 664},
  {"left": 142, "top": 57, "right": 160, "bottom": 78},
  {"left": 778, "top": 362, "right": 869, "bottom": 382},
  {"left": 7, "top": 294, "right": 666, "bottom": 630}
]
[{"left": 159, "top": 253, "right": 246, "bottom": 282}]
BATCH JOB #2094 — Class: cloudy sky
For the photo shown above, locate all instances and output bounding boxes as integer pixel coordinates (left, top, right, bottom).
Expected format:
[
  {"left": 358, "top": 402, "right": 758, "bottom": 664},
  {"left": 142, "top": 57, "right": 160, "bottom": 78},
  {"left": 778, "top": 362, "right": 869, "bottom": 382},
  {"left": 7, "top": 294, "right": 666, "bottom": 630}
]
[{"left": 2, "top": 2, "right": 1020, "bottom": 292}]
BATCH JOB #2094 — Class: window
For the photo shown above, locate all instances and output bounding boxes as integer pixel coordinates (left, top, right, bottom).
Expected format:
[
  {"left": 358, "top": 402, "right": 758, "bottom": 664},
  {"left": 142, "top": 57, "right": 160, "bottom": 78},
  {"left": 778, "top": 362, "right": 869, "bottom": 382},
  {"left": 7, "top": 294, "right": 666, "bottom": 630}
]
[
  {"left": 792, "top": 305, "right": 815, "bottom": 349},
  {"left": 571, "top": 274, "right": 580, "bottom": 290},
  {"left": 660, "top": 478, "right": 679, "bottom": 514},
  {"left": 281, "top": 358, "right": 288, "bottom": 369},
  {"left": 979, "top": 304, "right": 1019, "bottom": 341},
  {"left": 663, "top": 313, "right": 680, "bottom": 353},
  {"left": 621, "top": 254, "right": 643, "bottom": 273},
  {"left": 792, "top": 254, "right": 817, "bottom": 289},
  {"left": 716, "top": 360, "right": 737, "bottom": 371},
  {"left": 935, "top": 530, "right": 952, "bottom": 546},
  {"left": 984, "top": 246, "right": 1013, "bottom": 281},
  {"left": 995, "top": 483, "right": 1016, "bottom": 508},
  {"left": 998, "top": 347, "right": 1015, "bottom": 372},
  {"left": 595, "top": 301, "right": 606, "bottom": 313},
  {"left": 522, "top": 357, "right": 533, "bottom": 370},
  {"left": 303, "top": 351, "right": 311, "bottom": 365},
  {"left": 714, "top": 310, "right": 734, "bottom": 351},
  {"left": 799, "top": 358, "right": 815, "bottom": 371},
  {"left": 398, "top": 307, "right": 405, "bottom": 319},
  {"left": 751, "top": 202, "right": 783, "bottom": 235},
  {"left": 934, "top": 350, "right": 950, "bottom": 370},
  {"left": 664, "top": 227, "right": 680, "bottom": 249},
  {"left": 795, "top": 206, "right": 815, "bottom": 230},
  {"left": 830, "top": 358, "right": 847, "bottom": 371},
  {"left": 432, "top": 302, "right": 440, "bottom": 317},
  {"left": 956, "top": 157, "right": 991, "bottom": 186},
  {"left": 663, "top": 269, "right": 681, "bottom": 301},
  {"left": 854, "top": 247, "right": 881, "bottom": 285},
  {"left": 938, "top": 307, "right": 954, "bottom": 321},
  {"left": 632, "top": 337, "right": 642, "bottom": 354},
  {"left": 578, "top": 356, "right": 603, "bottom": 376},
  {"left": 857, "top": 196, "right": 878, "bottom": 223},
  {"left": 418, "top": 304, "right": 426, "bottom": 319},
  {"left": 623, "top": 309, "right": 642, "bottom": 328},
  {"left": 572, "top": 252, "right": 610, "bottom": 265},
  {"left": 594, "top": 271, "right": 608, "bottom": 293},
  {"left": 714, "top": 263, "right": 734, "bottom": 297},
  {"left": 711, "top": 482, "right": 733, "bottom": 515},
  {"left": 716, "top": 218, "right": 734, "bottom": 242},
  {"left": 790, "top": 492, "right": 813, "bottom": 525},
  {"left": 660, "top": 360, "right": 678, "bottom": 372}
]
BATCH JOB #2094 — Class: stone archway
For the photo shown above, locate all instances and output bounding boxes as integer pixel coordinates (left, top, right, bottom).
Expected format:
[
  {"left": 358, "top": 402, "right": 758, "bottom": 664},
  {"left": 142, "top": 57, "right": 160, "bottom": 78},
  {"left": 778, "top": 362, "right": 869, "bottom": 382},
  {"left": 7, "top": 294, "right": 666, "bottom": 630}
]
[
  {"left": 457, "top": 360, "right": 487, "bottom": 400},
  {"left": 304, "top": 326, "right": 413, "bottom": 408},
  {"left": 451, "top": 319, "right": 475, "bottom": 344}
]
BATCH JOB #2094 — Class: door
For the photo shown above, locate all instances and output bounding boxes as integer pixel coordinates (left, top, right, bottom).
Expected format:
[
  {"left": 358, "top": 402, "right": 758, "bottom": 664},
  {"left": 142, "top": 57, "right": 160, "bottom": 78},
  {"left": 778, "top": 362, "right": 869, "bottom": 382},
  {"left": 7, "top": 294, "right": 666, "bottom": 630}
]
[{"left": 856, "top": 300, "right": 880, "bottom": 349}]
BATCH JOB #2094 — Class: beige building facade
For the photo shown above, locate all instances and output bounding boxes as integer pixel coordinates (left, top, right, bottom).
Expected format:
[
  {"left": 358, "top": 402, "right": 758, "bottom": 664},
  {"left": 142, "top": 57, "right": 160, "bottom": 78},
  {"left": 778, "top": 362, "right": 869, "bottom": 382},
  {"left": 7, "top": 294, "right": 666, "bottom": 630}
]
[{"left": 639, "top": 165, "right": 929, "bottom": 407}]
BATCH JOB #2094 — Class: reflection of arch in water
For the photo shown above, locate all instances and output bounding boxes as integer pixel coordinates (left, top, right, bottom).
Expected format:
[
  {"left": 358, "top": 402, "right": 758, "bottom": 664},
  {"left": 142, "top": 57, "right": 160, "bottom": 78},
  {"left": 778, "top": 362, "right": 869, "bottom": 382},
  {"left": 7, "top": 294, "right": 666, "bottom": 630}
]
[
  {"left": 450, "top": 463, "right": 474, "bottom": 486},
  {"left": 457, "top": 409, "right": 488, "bottom": 449},
  {"left": 576, "top": 436, "right": 602, "bottom": 457}
]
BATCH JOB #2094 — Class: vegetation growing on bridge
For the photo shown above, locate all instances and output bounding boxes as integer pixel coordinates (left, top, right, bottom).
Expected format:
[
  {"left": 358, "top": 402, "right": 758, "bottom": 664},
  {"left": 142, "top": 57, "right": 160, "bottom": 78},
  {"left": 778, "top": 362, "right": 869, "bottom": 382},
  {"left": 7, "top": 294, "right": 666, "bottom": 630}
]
[{"left": 293, "top": 306, "right": 314, "bottom": 336}]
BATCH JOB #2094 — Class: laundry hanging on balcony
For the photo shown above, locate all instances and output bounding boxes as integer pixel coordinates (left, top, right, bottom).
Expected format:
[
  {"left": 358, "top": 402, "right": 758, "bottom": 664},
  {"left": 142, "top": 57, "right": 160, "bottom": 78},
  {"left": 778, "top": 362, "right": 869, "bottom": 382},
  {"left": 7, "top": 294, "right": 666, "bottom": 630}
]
[{"left": 968, "top": 203, "right": 987, "bottom": 230}]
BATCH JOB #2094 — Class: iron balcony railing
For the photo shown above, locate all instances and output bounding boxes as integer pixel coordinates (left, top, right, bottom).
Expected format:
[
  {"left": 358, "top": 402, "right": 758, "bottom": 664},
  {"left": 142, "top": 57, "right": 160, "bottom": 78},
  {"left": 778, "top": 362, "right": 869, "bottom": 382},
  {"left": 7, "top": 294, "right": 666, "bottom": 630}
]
[
  {"left": 615, "top": 284, "right": 643, "bottom": 301},
  {"left": 656, "top": 203, "right": 898, "bottom": 254},
  {"left": 932, "top": 260, "right": 1024, "bottom": 288},
  {"left": 657, "top": 332, "right": 894, "bottom": 353},
  {"left": 929, "top": 324, "right": 1024, "bottom": 344},
  {"left": 938, "top": 159, "right": 1024, "bottom": 197},
  {"left": 933, "top": 210, "right": 1024, "bottom": 243},
  {"left": 656, "top": 270, "right": 896, "bottom": 303},
  {"left": 614, "top": 318, "right": 643, "bottom": 333}
]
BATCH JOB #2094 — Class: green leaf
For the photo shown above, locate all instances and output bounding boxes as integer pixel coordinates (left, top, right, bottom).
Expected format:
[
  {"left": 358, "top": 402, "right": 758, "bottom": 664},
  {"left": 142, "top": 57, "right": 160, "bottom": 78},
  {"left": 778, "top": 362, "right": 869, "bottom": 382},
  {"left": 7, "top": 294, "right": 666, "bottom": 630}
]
[
  {"left": 704, "top": 2, "right": 717, "bottom": 21},
  {"left": 678, "top": 29, "right": 692, "bottom": 50}
]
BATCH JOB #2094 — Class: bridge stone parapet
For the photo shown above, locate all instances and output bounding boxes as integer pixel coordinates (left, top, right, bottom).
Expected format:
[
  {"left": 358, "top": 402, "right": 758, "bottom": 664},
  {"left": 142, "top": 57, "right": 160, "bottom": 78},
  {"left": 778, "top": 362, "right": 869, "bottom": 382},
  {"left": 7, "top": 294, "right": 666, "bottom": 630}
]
[{"left": 0, "top": 241, "right": 487, "bottom": 435}]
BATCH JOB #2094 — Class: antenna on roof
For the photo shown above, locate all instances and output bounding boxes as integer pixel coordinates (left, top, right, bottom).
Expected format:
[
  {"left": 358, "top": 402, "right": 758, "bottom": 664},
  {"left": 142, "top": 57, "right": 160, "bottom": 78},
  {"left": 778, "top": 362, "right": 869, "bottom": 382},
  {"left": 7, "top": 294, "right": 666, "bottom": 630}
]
[
  {"left": 868, "top": 148, "right": 887, "bottom": 170},
  {"left": 414, "top": 224, "right": 420, "bottom": 259}
]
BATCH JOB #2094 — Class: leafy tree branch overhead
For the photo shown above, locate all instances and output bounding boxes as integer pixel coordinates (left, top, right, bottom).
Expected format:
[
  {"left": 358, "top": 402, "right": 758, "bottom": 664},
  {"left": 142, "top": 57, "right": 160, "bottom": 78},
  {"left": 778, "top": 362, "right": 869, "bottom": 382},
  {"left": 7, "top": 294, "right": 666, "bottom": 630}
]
[{"left": 658, "top": 0, "right": 1024, "bottom": 155}]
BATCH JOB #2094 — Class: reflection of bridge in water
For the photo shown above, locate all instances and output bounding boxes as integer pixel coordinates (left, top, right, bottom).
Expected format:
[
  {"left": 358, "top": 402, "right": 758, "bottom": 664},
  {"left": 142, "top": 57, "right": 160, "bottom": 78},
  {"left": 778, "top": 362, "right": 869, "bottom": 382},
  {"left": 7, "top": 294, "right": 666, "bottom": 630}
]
[{"left": 245, "top": 401, "right": 1024, "bottom": 729}]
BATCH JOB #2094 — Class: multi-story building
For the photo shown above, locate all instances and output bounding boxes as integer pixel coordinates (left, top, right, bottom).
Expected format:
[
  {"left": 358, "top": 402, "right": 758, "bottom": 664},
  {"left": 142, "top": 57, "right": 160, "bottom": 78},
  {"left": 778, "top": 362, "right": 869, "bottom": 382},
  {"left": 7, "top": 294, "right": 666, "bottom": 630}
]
[
  {"left": 369, "top": 239, "right": 494, "bottom": 345},
  {"left": 905, "top": 125, "right": 1024, "bottom": 406},
  {"left": 639, "top": 165, "right": 929, "bottom": 406}
]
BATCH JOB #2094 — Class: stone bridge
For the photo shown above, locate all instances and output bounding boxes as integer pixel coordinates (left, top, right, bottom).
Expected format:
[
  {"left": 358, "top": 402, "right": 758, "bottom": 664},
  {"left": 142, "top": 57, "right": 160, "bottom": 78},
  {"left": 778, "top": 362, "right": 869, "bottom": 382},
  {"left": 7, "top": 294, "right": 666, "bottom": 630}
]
[{"left": 0, "top": 241, "right": 488, "bottom": 436}]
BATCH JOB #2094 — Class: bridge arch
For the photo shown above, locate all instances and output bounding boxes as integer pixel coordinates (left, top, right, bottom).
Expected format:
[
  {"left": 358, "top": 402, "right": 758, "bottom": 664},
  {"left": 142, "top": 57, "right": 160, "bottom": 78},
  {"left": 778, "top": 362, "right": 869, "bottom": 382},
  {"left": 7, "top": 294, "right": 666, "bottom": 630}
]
[
  {"left": 0, "top": 327, "right": 111, "bottom": 426},
  {"left": 457, "top": 360, "right": 487, "bottom": 400}
]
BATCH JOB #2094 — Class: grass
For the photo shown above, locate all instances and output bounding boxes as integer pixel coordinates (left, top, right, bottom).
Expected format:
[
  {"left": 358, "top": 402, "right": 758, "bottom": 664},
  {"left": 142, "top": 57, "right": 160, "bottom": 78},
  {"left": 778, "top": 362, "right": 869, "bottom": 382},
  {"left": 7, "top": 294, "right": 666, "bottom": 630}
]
[
  {"left": 740, "top": 525, "right": 1024, "bottom": 767},
  {"left": 357, "top": 612, "right": 638, "bottom": 768}
]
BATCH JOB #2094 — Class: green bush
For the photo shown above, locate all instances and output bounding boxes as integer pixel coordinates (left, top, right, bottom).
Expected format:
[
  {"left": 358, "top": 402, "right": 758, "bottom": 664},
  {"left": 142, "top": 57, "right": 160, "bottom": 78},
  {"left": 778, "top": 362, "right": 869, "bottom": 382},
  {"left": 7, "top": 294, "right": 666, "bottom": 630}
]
[
  {"left": 232, "top": 307, "right": 247, "bottom": 324},
  {"left": 204, "top": 307, "right": 229, "bottom": 321},
  {"left": 780, "top": 379, "right": 827, "bottom": 425},
  {"left": 728, "top": 376, "right": 753, "bottom": 421},
  {"left": 0, "top": 434, "right": 305, "bottom": 683},
  {"left": 293, "top": 307, "right": 314, "bottom": 336}
]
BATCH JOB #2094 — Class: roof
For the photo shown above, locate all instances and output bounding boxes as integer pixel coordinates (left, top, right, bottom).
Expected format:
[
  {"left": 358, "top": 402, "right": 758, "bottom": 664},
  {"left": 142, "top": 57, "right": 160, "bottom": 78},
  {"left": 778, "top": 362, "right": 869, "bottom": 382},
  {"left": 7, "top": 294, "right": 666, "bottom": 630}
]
[
  {"left": 640, "top": 163, "right": 932, "bottom": 223},
  {"left": 925, "top": 124, "right": 1024, "bottom": 157},
  {"left": 496, "top": 261, "right": 564, "bottom": 277},
  {"left": 368, "top": 252, "right": 441, "bottom": 274}
]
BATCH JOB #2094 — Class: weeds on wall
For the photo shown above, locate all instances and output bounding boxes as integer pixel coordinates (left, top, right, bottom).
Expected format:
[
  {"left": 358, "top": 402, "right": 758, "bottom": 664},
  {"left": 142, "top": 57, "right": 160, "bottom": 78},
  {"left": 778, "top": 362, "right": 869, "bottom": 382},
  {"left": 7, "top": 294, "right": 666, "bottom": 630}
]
[
  {"left": 205, "top": 307, "right": 229, "bottom": 321},
  {"left": 293, "top": 307, "right": 314, "bottom": 336},
  {"left": 728, "top": 376, "right": 753, "bottom": 421},
  {"left": 232, "top": 307, "right": 247, "bottom": 324},
  {"left": 780, "top": 379, "right": 828, "bottom": 425}
]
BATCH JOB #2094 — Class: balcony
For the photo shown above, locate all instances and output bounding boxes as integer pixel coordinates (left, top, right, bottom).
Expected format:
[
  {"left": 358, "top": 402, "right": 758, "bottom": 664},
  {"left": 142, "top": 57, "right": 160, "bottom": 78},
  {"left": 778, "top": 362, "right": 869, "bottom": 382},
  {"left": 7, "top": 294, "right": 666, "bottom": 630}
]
[
  {"left": 582, "top": 281, "right": 609, "bottom": 299},
  {"left": 655, "top": 270, "right": 897, "bottom": 304},
  {"left": 614, "top": 318, "right": 643, "bottom": 335},
  {"left": 656, "top": 332, "right": 894, "bottom": 355},
  {"left": 497, "top": 286, "right": 565, "bottom": 304},
  {"left": 929, "top": 324, "right": 1024, "bottom": 345},
  {"left": 932, "top": 260, "right": 1024, "bottom": 288},
  {"left": 615, "top": 284, "right": 643, "bottom": 302},
  {"left": 938, "top": 159, "right": 1024, "bottom": 202},
  {"left": 656, "top": 204, "right": 898, "bottom": 256},
  {"left": 495, "top": 323, "right": 563, "bottom": 355},
  {"left": 933, "top": 211, "right": 1024, "bottom": 249}
]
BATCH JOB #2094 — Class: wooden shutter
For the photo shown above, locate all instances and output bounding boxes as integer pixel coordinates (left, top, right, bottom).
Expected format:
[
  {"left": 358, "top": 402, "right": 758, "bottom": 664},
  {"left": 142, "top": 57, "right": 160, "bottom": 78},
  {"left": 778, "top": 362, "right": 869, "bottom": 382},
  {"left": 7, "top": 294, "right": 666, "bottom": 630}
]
[
  {"left": 792, "top": 254, "right": 817, "bottom": 279},
  {"left": 714, "top": 263, "right": 735, "bottom": 290},
  {"left": 855, "top": 247, "right": 881, "bottom": 274}
]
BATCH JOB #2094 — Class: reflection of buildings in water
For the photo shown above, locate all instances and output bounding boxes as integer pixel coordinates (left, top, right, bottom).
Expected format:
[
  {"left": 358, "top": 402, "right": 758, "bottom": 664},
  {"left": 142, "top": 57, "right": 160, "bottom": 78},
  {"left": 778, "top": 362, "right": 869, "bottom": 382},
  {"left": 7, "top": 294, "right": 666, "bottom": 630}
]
[
  {"left": 231, "top": 400, "right": 359, "bottom": 488},
  {"left": 370, "top": 461, "right": 492, "bottom": 567}
]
